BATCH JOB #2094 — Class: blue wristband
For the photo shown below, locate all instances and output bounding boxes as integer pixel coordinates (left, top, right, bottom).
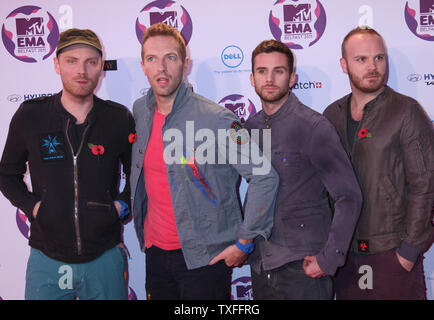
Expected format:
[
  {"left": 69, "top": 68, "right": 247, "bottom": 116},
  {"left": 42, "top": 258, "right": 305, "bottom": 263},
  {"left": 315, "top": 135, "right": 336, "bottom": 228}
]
[
  {"left": 116, "top": 200, "right": 130, "bottom": 219},
  {"left": 235, "top": 240, "right": 255, "bottom": 254}
]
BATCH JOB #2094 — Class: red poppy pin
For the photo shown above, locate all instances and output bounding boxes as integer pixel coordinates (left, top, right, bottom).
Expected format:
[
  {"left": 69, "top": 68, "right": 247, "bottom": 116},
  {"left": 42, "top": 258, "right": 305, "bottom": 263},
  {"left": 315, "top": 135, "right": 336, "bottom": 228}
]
[
  {"left": 128, "top": 133, "right": 137, "bottom": 143},
  {"left": 357, "top": 128, "right": 372, "bottom": 140},
  {"left": 88, "top": 143, "right": 105, "bottom": 155}
]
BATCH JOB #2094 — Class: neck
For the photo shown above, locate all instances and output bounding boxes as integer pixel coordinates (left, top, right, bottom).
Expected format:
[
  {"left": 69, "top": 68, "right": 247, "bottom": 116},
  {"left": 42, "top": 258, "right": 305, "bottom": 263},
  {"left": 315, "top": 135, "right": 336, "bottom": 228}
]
[
  {"left": 349, "top": 85, "right": 385, "bottom": 121},
  {"left": 261, "top": 91, "right": 290, "bottom": 116},
  {"left": 61, "top": 90, "right": 94, "bottom": 124},
  {"left": 155, "top": 96, "right": 174, "bottom": 115}
]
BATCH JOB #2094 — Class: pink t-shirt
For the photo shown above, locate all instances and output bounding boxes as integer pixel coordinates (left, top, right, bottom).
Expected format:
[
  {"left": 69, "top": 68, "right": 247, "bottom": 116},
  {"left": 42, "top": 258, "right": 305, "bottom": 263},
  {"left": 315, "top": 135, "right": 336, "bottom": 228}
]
[{"left": 143, "top": 110, "right": 181, "bottom": 250}]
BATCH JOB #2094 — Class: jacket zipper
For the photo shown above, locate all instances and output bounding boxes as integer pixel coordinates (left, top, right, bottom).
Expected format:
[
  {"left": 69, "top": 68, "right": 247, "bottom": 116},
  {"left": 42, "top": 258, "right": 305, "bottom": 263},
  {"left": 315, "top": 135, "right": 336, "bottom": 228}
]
[{"left": 65, "top": 118, "right": 90, "bottom": 256}]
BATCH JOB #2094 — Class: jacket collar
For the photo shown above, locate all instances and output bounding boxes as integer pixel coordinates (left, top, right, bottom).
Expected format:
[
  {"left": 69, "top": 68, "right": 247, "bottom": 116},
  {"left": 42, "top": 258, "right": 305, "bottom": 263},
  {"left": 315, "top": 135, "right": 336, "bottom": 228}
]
[
  {"left": 145, "top": 80, "right": 192, "bottom": 117},
  {"left": 54, "top": 91, "right": 98, "bottom": 124},
  {"left": 261, "top": 91, "right": 298, "bottom": 120},
  {"left": 337, "top": 85, "right": 391, "bottom": 113}
]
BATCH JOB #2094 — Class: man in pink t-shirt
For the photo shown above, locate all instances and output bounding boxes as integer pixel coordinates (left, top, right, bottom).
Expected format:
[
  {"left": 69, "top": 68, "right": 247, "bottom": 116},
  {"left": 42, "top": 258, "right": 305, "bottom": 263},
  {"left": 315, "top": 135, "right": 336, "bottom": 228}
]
[{"left": 130, "top": 23, "right": 279, "bottom": 300}]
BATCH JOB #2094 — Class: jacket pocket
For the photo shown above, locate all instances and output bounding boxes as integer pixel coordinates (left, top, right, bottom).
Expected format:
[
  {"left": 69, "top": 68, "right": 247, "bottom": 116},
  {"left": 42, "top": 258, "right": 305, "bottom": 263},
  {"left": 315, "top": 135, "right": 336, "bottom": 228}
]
[
  {"left": 279, "top": 212, "right": 329, "bottom": 251},
  {"left": 273, "top": 152, "right": 300, "bottom": 185},
  {"left": 34, "top": 188, "right": 47, "bottom": 224},
  {"left": 381, "top": 176, "right": 405, "bottom": 232}
]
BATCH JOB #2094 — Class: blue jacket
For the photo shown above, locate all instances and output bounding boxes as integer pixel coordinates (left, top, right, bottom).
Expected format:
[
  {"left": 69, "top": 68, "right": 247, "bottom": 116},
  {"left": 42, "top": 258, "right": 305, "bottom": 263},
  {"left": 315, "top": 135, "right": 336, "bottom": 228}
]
[
  {"left": 245, "top": 93, "right": 362, "bottom": 275},
  {"left": 130, "top": 82, "right": 279, "bottom": 269}
]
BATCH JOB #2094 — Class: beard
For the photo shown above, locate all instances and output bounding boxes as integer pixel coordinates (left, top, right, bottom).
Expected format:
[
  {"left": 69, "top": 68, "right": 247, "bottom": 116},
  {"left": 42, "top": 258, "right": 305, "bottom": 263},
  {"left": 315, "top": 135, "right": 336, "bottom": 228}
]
[
  {"left": 348, "top": 69, "right": 386, "bottom": 94},
  {"left": 255, "top": 85, "right": 290, "bottom": 104},
  {"left": 62, "top": 76, "right": 98, "bottom": 99}
]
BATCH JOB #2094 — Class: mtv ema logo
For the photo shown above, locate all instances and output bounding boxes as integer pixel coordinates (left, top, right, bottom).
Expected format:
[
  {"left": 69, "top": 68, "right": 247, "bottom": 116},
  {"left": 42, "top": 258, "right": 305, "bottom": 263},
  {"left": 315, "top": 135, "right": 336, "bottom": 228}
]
[
  {"left": 269, "top": 0, "right": 327, "bottom": 49},
  {"left": 218, "top": 94, "right": 257, "bottom": 124},
  {"left": 1, "top": 5, "right": 59, "bottom": 62},
  {"left": 135, "top": 0, "right": 193, "bottom": 45},
  {"left": 231, "top": 277, "right": 252, "bottom": 300},
  {"left": 405, "top": 0, "right": 434, "bottom": 41}
]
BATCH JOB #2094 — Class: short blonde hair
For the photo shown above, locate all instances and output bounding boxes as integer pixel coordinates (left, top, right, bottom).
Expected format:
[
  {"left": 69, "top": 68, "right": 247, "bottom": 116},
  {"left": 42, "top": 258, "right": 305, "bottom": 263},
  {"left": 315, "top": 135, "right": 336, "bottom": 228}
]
[{"left": 141, "top": 22, "right": 186, "bottom": 62}]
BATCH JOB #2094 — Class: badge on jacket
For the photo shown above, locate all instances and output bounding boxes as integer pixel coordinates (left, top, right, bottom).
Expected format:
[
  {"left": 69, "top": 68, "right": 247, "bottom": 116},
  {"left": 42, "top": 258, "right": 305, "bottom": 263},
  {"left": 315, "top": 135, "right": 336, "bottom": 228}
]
[{"left": 40, "top": 132, "right": 66, "bottom": 161}]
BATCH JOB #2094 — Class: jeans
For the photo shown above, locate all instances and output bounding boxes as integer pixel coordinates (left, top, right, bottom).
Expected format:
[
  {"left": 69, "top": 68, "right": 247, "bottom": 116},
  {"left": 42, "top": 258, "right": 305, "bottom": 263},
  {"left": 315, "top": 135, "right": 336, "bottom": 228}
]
[
  {"left": 251, "top": 259, "right": 333, "bottom": 300},
  {"left": 145, "top": 246, "right": 232, "bottom": 300},
  {"left": 25, "top": 246, "right": 128, "bottom": 300},
  {"left": 334, "top": 249, "right": 426, "bottom": 300}
]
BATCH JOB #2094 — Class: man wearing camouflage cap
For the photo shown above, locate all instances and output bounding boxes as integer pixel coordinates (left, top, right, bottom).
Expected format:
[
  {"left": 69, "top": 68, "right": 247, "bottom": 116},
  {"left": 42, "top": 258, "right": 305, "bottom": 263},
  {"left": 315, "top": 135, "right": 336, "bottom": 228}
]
[{"left": 0, "top": 28, "right": 135, "bottom": 300}]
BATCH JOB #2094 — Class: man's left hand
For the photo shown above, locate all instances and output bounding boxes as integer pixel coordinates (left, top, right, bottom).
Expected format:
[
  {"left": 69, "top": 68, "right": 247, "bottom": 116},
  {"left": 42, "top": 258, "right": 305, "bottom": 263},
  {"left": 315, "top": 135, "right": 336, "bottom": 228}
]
[
  {"left": 302, "top": 255, "right": 327, "bottom": 278},
  {"left": 396, "top": 251, "right": 414, "bottom": 272}
]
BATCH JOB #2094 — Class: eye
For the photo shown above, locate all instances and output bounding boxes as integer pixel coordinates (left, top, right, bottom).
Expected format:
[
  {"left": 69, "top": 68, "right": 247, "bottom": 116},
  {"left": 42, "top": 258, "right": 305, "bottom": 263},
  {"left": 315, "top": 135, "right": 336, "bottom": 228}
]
[
  {"left": 167, "top": 55, "right": 176, "bottom": 61},
  {"left": 357, "top": 57, "right": 366, "bottom": 62},
  {"left": 375, "top": 55, "right": 384, "bottom": 61},
  {"left": 147, "top": 56, "right": 155, "bottom": 62}
]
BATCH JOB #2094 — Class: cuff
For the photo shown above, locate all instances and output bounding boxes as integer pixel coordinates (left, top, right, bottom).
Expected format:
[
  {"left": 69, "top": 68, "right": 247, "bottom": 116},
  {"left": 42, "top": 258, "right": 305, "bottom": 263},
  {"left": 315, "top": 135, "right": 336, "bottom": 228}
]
[
  {"left": 115, "top": 200, "right": 130, "bottom": 221},
  {"left": 397, "top": 241, "right": 421, "bottom": 263}
]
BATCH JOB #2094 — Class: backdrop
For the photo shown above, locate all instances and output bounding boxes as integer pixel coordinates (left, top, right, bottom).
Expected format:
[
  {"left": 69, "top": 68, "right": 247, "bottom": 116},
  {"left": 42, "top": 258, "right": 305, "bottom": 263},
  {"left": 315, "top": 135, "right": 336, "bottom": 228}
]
[{"left": 0, "top": 0, "right": 433, "bottom": 300}]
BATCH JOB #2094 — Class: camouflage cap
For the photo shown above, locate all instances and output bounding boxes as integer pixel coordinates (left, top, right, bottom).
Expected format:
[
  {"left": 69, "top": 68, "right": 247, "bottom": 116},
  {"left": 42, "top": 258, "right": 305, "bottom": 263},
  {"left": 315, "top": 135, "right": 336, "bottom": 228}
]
[{"left": 56, "top": 28, "right": 102, "bottom": 56}]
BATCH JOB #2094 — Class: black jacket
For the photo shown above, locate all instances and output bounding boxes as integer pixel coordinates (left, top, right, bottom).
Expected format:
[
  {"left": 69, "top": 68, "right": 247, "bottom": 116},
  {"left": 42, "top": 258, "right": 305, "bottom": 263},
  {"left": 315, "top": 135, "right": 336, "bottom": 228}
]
[{"left": 0, "top": 93, "right": 135, "bottom": 263}]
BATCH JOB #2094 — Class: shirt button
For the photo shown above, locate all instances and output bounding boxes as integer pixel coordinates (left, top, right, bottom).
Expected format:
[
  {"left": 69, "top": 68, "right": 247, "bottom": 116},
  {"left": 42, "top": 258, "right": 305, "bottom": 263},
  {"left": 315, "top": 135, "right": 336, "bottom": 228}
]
[
  {"left": 266, "top": 125, "right": 271, "bottom": 129},
  {"left": 139, "top": 149, "right": 143, "bottom": 154},
  {"left": 300, "top": 224, "right": 305, "bottom": 228},
  {"left": 136, "top": 163, "right": 140, "bottom": 168}
]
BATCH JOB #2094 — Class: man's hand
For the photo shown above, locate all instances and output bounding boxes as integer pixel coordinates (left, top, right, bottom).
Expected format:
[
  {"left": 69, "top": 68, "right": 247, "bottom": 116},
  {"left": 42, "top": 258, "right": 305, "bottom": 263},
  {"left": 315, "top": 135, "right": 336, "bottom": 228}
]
[
  {"left": 302, "top": 255, "right": 327, "bottom": 278},
  {"left": 396, "top": 251, "right": 414, "bottom": 272},
  {"left": 114, "top": 201, "right": 122, "bottom": 218},
  {"left": 32, "top": 201, "right": 41, "bottom": 219},
  {"left": 209, "top": 244, "right": 248, "bottom": 267}
]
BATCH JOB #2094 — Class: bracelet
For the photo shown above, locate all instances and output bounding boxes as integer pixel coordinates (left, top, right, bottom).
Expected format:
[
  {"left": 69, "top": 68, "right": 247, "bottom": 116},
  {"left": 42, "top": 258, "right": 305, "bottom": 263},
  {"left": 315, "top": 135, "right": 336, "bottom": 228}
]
[{"left": 235, "top": 240, "right": 255, "bottom": 254}]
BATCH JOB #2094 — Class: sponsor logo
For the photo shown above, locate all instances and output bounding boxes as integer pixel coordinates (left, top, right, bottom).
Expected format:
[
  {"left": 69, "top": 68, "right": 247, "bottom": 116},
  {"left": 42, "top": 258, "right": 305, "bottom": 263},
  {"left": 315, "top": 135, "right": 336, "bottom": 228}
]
[
  {"left": 135, "top": 0, "right": 193, "bottom": 45},
  {"left": 407, "top": 72, "right": 434, "bottom": 85},
  {"left": 221, "top": 45, "right": 244, "bottom": 68},
  {"left": 1, "top": 5, "right": 59, "bottom": 62},
  {"left": 7, "top": 94, "right": 22, "bottom": 103},
  {"left": 405, "top": 0, "right": 434, "bottom": 41},
  {"left": 103, "top": 60, "right": 117, "bottom": 71},
  {"left": 292, "top": 80, "right": 323, "bottom": 89},
  {"left": 231, "top": 276, "right": 252, "bottom": 300},
  {"left": 269, "top": 0, "right": 327, "bottom": 49}
]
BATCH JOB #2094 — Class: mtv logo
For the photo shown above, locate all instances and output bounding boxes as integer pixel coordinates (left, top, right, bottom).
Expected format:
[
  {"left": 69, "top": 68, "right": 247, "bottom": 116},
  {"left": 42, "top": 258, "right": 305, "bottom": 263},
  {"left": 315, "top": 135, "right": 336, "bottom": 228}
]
[
  {"left": 150, "top": 11, "right": 178, "bottom": 28},
  {"left": 225, "top": 102, "right": 250, "bottom": 122},
  {"left": 16, "top": 17, "right": 44, "bottom": 36},
  {"left": 283, "top": 4, "right": 312, "bottom": 22},
  {"left": 236, "top": 284, "right": 252, "bottom": 300},
  {"left": 420, "top": 0, "right": 434, "bottom": 14}
]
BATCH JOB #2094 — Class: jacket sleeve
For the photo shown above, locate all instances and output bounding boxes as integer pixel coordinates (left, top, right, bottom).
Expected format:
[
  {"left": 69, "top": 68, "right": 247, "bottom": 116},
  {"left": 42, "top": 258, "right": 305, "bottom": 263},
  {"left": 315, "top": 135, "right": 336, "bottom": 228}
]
[
  {"left": 220, "top": 114, "right": 279, "bottom": 241},
  {"left": 114, "top": 108, "right": 136, "bottom": 221},
  {"left": 397, "top": 102, "right": 434, "bottom": 262},
  {"left": 308, "top": 118, "right": 363, "bottom": 275},
  {"left": 0, "top": 104, "right": 41, "bottom": 221}
]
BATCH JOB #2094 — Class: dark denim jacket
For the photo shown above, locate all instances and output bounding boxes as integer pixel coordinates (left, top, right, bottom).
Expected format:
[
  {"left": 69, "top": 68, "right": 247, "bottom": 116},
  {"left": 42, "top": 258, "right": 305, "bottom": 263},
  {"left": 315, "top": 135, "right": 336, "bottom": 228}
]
[{"left": 245, "top": 93, "right": 362, "bottom": 275}]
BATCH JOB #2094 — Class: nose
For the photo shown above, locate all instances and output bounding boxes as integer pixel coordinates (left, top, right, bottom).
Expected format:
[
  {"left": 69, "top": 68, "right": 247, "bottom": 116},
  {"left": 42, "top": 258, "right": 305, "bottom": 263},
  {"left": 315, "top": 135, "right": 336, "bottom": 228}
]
[
  {"left": 77, "top": 61, "right": 87, "bottom": 76},
  {"left": 157, "top": 58, "right": 167, "bottom": 73},
  {"left": 265, "top": 71, "right": 274, "bottom": 83},
  {"left": 367, "top": 58, "right": 377, "bottom": 71}
]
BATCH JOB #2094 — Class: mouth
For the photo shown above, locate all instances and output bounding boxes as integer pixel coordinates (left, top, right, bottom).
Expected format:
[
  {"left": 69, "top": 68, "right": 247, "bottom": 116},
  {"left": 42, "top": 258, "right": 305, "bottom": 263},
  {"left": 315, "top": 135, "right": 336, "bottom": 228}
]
[
  {"left": 156, "top": 76, "right": 170, "bottom": 86},
  {"left": 75, "top": 78, "right": 89, "bottom": 85}
]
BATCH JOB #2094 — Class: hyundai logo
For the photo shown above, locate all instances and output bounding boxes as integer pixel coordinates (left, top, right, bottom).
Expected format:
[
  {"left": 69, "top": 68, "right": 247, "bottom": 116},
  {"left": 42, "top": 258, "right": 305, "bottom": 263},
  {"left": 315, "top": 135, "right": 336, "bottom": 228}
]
[
  {"left": 407, "top": 73, "right": 422, "bottom": 82},
  {"left": 7, "top": 94, "right": 22, "bottom": 103}
]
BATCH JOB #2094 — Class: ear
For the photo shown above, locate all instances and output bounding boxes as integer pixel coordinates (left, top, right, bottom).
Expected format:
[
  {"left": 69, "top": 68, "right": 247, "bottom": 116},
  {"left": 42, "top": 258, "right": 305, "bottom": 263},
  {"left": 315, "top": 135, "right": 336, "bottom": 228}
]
[
  {"left": 53, "top": 57, "right": 60, "bottom": 75},
  {"left": 250, "top": 72, "right": 255, "bottom": 87},
  {"left": 340, "top": 57, "right": 348, "bottom": 74},
  {"left": 183, "top": 57, "right": 190, "bottom": 76},
  {"left": 289, "top": 72, "right": 296, "bottom": 88},
  {"left": 140, "top": 60, "right": 146, "bottom": 75}
]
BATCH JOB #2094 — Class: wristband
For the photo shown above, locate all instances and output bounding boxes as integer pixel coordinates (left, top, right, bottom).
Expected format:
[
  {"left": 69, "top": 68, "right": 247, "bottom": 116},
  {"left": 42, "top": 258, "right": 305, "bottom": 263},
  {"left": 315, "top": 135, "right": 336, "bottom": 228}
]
[
  {"left": 116, "top": 200, "right": 130, "bottom": 219},
  {"left": 235, "top": 240, "right": 255, "bottom": 254}
]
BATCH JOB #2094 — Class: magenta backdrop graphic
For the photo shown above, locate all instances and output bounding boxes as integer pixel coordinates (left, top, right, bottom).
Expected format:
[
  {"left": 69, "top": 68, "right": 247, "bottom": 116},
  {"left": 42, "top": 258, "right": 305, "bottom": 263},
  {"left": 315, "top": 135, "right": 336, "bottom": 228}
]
[
  {"left": 405, "top": 0, "right": 434, "bottom": 41},
  {"left": 269, "top": 0, "right": 327, "bottom": 49},
  {"left": 218, "top": 94, "right": 257, "bottom": 124},
  {"left": 1, "top": 5, "right": 59, "bottom": 63},
  {"left": 135, "top": 0, "right": 193, "bottom": 45}
]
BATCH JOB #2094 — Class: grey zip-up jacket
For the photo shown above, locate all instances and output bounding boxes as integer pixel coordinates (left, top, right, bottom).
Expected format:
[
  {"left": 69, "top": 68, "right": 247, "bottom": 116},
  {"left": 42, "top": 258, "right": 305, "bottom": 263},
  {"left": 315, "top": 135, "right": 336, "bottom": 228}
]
[
  {"left": 245, "top": 93, "right": 362, "bottom": 276},
  {"left": 130, "top": 82, "right": 279, "bottom": 269}
]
